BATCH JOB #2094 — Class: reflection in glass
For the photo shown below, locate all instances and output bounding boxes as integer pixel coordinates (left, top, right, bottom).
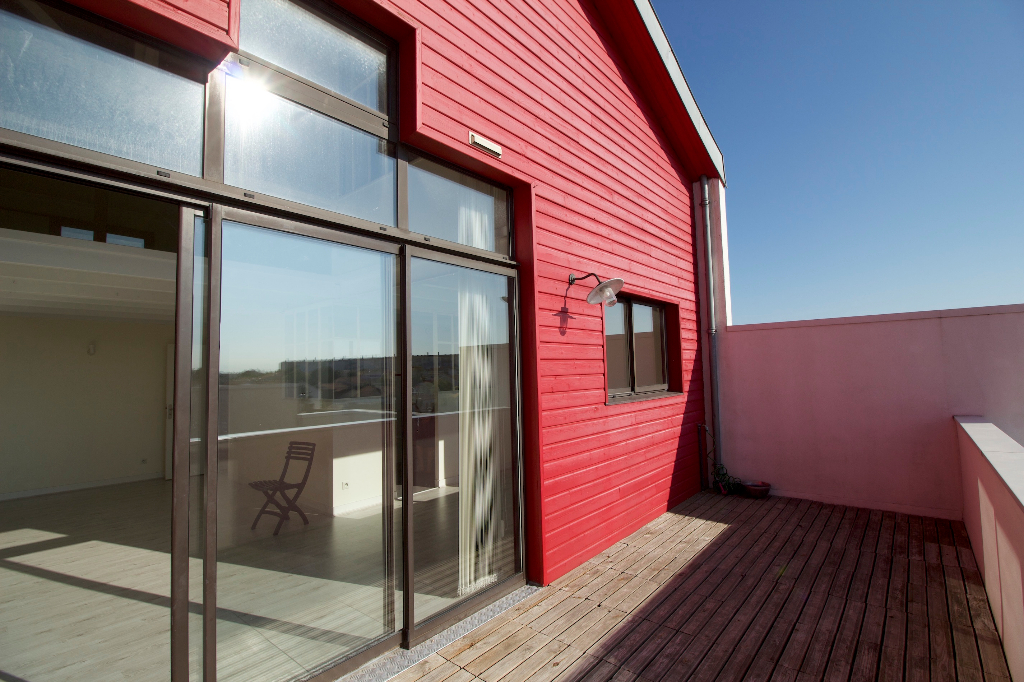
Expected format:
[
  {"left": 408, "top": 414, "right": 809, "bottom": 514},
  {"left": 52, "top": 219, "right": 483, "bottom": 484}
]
[
  {"left": 224, "top": 75, "right": 397, "bottom": 226},
  {"left": 188, "top": 216, "right": 209, "bottom": 681},
  {"left": 240, "top": 0, "right": 387, "bottom": 112},
  {"left": 0, "top": 168, "right": 179, "bottom": 680},
  {"left": 217, "top": 222, "right": 400, "bottom": 681},
  {"left": 410, "top": 259, "right": 516, "bottom": 622},
  {"left": 633, "top": 303, "right": 666, "bottom": 389},
  {"left": 0, "top": 0, "right": 205, "bottom": 175},
  {"left": 408, "top": 155, "right": 509, "bottom": 253},
  {"left": 604, "top": 303, "right": 630, "bottom": 394}
]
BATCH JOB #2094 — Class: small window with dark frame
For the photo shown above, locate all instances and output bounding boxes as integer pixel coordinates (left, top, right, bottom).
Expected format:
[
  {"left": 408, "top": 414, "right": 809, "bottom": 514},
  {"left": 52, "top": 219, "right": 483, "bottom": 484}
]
[{"left": 604, "top": 298, "right": 668, "bottom": 398}]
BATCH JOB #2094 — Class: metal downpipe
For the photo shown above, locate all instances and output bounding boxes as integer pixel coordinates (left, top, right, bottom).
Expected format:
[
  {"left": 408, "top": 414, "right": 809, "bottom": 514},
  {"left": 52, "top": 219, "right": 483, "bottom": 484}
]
[{"left": 701, "top": 175, "right": 724, "bottom": 471}]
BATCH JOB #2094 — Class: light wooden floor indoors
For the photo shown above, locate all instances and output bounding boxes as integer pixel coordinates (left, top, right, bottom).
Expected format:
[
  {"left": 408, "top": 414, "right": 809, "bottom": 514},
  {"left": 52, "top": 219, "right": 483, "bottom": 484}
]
[
  {"left": 390, "top": 491, "right": 1011, "bottom": 682},
  {"left": 0, "top": 478, "right": 507, "bottom": 682},
  {"left": 0, "top": 479, "right": 397, "bottom": 682}
]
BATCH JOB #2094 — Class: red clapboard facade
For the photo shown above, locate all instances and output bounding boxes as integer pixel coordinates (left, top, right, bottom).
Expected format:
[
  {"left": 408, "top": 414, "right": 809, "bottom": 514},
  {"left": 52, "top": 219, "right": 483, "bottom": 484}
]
[{"left": 61, "top": 0, "right": 719, "bottom": 586}]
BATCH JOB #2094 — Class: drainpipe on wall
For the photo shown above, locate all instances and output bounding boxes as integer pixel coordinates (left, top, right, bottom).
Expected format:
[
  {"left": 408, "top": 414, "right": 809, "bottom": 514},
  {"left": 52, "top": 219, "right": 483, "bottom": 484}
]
[{"left": 701, "top": 175, "right": 723, "bottom": 470}]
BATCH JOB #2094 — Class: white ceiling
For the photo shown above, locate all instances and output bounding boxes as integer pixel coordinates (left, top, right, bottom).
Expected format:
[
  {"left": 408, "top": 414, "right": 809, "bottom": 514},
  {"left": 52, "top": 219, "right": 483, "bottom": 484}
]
[{"left": 0, "top": 227, "right": 177, "bottom": 322}]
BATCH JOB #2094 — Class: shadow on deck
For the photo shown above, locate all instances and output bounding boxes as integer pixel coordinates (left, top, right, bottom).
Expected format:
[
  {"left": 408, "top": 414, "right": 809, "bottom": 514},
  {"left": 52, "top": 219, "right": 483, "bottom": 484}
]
[{"left": 390, "top": 491, "right": 1011, "bottom": 682}]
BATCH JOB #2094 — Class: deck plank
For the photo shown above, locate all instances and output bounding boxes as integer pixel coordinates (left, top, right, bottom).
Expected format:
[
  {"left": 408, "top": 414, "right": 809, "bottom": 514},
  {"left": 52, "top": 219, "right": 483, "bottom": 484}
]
[{"left": 386, "top": 492, "right": 1010, "bottom": 682}]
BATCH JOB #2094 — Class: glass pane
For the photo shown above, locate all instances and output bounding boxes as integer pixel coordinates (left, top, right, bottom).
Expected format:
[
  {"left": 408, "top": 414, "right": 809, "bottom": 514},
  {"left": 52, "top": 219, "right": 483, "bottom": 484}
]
[
  {"left": 0, "top": 0, "right": 205, "bottom": 175},
  {"left": 605, "top": 303, "right": 631, "bottom": 393},
  {"left": 240, "top": 0, "right": 387, "bottom": 113},
  {"left": 408, "top": 155, "right": 509, "bottom": 254},
  {"left": 633, "top": 303, "right": 666, "bottom": 389},
  {"left": 410, "top": 258, "right": 516, "bottom": 622},
  {"left": 0, "top": 168, "right": 179, "bottom": 679},
  {"left": 189, "top": 216, "right": 209, "bottom": 681},
  {"left": 224, "top": 74, "right": 396, "bottom": 226},
  {"left": 217, "top": 221, "right": 400, "bottom": 681}
]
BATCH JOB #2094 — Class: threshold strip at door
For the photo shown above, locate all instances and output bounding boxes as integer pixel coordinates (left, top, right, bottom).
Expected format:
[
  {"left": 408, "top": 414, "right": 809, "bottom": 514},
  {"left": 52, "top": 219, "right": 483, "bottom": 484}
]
[{"left": 339, "top": 585, "right": 540, "bottom": 682}]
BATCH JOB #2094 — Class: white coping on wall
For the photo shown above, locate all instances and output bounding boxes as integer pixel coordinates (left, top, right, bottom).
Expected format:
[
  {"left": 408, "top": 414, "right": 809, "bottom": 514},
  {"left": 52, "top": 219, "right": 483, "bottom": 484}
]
[
  {"left": 633, "top": 0, "right": 726, "bottom": 183},
  {"left": 956, "top": 416, "right": 1024, "bottom": 512},
  {"left": 726, "top": 302, "right": 1024, "bottom": 333}
]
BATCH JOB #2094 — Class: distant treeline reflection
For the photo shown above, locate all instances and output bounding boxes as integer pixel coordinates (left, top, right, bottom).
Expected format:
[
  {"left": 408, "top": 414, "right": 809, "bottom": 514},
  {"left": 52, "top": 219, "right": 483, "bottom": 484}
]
[{"left": 213, "top": 354, "right": 459, "bottom": 402}]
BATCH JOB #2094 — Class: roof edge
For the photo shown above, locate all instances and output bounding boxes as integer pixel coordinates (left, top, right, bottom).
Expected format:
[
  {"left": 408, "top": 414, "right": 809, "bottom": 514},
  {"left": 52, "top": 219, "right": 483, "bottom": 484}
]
[{"left": 631, "top": 0, "right": 725, "bottom": 183}]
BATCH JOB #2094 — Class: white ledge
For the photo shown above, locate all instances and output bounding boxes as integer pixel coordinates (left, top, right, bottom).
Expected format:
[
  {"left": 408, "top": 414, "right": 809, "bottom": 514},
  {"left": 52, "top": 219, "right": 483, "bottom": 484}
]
[
  {"left": 726, "top": 302, "right": 1024, "bottom": 333},
  {"left": 956, "top": 416, "right": 1024, "bottom": 512}
]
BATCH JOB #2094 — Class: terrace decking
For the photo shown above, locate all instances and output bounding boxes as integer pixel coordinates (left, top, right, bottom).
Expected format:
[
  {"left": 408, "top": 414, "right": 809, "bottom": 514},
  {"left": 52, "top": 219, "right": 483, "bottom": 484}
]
[{"left": 391, "top": 492, "right": 1011, "bottom": 682}]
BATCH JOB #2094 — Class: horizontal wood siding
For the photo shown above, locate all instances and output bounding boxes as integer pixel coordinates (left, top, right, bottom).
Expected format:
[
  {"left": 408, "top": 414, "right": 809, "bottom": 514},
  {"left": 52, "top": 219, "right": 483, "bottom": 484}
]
[
  {"left": 395, "top": 0, "right": 704, "bottom": 584},
  {"left": 66, "top": 0, "right": 235, "bottom": 59},
  {"left": 80, "top": 0, "right": 706, "bottom": 585},
  {"left": 394, "top": 0, "right": 704, "bottom": 584}
]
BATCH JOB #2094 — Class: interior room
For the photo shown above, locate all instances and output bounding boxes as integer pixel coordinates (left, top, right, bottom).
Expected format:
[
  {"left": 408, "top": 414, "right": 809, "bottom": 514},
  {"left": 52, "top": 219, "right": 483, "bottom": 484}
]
[{"left": 0, "top": 167, "right": 179, "bottom": 680}]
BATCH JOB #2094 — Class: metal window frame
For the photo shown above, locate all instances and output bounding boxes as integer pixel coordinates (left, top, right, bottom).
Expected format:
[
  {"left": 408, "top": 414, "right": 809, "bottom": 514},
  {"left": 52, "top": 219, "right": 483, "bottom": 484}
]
[
  {"left": 632, "top": 301, "right": 669, "bottom": 394},
  {"left": 205, "top": 206, "right": 406, "bottom": 681},
  {"left": 0, "top": 136, "right": 516, "bottom": 268},
  {"left": 0, "top": 0, "right": 516, "bottom": 268},
  {"left": 606, "top": 296, "right": 671, "bottom": 401},
  {"left": 201, "top": 206, "right": 527, "bottom": 669},
  {"left": 402, "top": 148, "right": 514, "bottom": 258},
  {"left": 1, "top": 0, "right": 529, "bottom": 672},
  {"left": 0, "top": 159, "right": 210, "bottom": 680},
  {"left": 203, "top": 205, "right": 222, "bottom": 682},
  {"left": 237, "top": 0, "right": 397, "bottom": 120},
  {"left": 402, "top": 246, "right": 524, "bottom": 648},
  {"left": 0, "top": 151, "right": 528, "bottom": 682},
  {"left": 220, "top": 53, "right": 395, "bottom": 141},
  {"left": 4, "top": 0, "right": 216, "bottom": 83},
  {"left": 172, "top": 206, "right": 204, "bottom": 682},
  {"left": 605, "top": 301, "right": 634, "bottom": 398}
]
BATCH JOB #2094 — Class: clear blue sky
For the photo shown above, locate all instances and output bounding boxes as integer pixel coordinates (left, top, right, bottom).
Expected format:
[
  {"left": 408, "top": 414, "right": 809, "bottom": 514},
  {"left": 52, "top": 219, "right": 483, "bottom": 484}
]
[{"left": 651, "top": 0, "right": 1024, "bottom": 324}]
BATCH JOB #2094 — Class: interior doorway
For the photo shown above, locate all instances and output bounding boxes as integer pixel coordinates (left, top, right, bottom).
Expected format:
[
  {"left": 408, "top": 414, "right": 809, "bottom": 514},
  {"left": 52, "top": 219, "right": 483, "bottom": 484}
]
[{"left": 0, "top": 167, "right": 185, "bottom": 681}]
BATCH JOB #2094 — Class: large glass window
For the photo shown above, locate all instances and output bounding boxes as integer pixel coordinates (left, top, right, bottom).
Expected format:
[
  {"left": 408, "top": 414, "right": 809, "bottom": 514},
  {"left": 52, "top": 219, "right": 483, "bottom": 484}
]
[
  {"left": 224, "top": 74, "right": 397, "bottom": 226},
  {"left": 604, "top": 303, "right": 631, "bottom": 394},
  {"left": 0, "top": 2, "right": 523, "bottom": 675},
  {"left": 188, "top": 215, "right": 209, "bottom": 681},
  {"left": 0, "top": 168, "right": 180, "bottom": 680},
  {"left": 408, "top": 153, "right": 510, "bottom": 254},
  {"left": 240, "top": 0, "right": 387, "bottom": 113},
  {"left": 410, "top": 258, "right": 516, "bottom": 622},
  {"left": 216, "top": 221, "right": 400, "bottom": 682},
  {"left": 0, "top": 0, "right": 205, "bottom": 175},
  {"left": 604, "top": 298, "right": 668, "bottom": 398},
  {"left": 633, "top": 303, "right": 666, "bottom": 390}
]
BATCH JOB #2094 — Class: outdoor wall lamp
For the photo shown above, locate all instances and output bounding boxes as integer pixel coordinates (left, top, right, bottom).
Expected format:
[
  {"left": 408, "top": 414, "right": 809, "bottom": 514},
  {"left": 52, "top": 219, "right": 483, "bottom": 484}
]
[{"left": 569, "top": 272, "right": 624, "bottom": 307}]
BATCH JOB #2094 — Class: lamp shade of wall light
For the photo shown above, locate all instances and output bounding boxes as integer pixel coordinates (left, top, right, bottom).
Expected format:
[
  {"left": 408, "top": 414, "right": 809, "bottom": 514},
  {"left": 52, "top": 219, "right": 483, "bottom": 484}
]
[{"left": 569, "top": 272, "right": 624, "bottom": 307}]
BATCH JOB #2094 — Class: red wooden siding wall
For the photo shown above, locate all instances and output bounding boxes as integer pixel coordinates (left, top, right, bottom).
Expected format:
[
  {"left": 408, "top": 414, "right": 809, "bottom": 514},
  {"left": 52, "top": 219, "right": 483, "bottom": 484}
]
[
  {"left": 65, "top": 0, "right": 237, "bottom": 59},
  {"left": 393, "top": 0, "right": 706, "bottom": 584},
  {"left": 74, "top": 0, "right": 707, "bottom": 586}
]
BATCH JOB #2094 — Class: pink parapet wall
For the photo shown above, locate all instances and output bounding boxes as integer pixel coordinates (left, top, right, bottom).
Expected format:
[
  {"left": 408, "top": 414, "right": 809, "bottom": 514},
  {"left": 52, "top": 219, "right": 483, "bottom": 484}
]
[
  {"left": 717, "top": 303, "right": 1024, "bottom": 519},
  {"left": 957, "top": 417, "right": 1024, "bottom": 681}
]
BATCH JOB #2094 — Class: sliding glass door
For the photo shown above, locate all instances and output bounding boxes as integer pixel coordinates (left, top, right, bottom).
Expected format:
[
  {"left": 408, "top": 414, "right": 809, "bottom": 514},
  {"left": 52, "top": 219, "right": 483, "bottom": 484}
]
[
  {"left": 214, "top": 216, "right": 401, "bottom": 682},
  {"left": 409, "top": 258, "right": 517, "bottom": 623},
  {"left": 173, "top": 206, "right": 522, "bottom": 680}
]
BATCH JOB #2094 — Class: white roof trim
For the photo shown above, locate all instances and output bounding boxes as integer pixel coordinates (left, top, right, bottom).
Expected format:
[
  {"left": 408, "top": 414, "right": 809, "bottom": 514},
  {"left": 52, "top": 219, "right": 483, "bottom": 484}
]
[{"left": 632, "top": 0, "right": 725, "bottom": 182}]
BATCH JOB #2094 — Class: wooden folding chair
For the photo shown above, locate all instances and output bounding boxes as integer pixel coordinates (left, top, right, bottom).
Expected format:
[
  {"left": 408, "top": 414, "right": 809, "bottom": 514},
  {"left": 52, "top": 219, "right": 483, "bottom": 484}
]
[{"left": 249, "top": 441, "right": 316, "bottom": 536}]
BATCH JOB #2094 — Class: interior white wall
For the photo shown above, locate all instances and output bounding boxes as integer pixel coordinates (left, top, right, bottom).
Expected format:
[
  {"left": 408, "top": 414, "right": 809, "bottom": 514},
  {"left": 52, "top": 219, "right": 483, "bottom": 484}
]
[{"left": 0, "top": 313, "right": 174, "bottom": 497}]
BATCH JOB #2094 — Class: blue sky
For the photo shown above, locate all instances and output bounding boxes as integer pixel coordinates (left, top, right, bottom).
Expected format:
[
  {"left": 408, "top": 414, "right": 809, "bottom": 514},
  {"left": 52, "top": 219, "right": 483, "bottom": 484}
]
[{"left": 651, "top": 0, "right": 1024, "bottom": 324}]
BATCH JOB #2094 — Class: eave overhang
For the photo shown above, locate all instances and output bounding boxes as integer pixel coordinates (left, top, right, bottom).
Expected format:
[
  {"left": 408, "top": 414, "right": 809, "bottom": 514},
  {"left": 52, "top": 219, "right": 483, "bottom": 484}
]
[{"left": 594, "top": 0, "right": 726, "bottom": 184}]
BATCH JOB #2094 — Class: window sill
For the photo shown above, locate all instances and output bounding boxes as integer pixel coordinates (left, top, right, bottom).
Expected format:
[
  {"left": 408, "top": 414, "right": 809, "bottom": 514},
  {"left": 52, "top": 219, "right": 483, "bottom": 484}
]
[{"left": 606, "top": 391, "right": 682, "bottom": 406}]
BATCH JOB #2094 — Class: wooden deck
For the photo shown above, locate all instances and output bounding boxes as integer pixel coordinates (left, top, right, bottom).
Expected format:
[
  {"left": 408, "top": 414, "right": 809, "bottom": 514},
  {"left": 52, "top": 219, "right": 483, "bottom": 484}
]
[{"left": 391, "top": 492, "right": 1011, "bottom": 682}]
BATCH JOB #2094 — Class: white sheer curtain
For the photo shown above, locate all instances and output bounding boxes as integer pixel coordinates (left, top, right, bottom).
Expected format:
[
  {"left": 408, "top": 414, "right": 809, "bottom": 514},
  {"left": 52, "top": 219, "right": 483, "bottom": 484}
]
[
  {"left": 457, "top": 191, "right": 495, "bottom": 252},
  {"left": 457, "top": 274, "right": 498, "bottom": 596}
]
